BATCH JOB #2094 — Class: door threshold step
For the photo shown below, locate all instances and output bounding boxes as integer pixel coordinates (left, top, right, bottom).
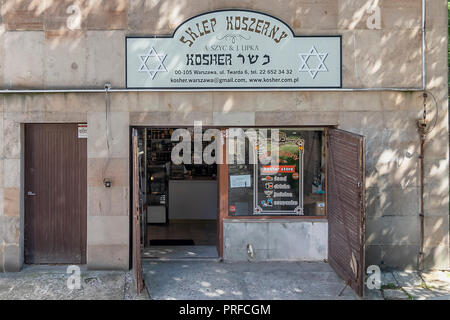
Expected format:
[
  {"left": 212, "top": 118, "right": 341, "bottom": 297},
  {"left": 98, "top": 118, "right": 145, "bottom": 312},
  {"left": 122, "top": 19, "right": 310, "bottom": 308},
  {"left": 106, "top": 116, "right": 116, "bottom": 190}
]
[{"left": 142, "top": 257, "right": 221, "bottom": 262}]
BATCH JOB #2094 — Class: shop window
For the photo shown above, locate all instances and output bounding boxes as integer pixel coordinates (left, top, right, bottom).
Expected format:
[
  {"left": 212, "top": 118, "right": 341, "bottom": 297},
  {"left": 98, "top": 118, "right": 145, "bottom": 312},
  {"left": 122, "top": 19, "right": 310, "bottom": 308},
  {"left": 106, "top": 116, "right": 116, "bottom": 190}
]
[{"left": 228, "top": 128, "right": 326, "bottom": 217}]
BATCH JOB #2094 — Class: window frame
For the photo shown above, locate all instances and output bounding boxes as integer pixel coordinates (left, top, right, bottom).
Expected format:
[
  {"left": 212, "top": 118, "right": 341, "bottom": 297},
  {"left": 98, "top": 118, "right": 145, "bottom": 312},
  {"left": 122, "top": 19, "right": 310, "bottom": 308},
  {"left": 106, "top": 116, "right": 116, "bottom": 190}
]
[{"left": 222, "top": 126, "right": 329, "bottom": 221}]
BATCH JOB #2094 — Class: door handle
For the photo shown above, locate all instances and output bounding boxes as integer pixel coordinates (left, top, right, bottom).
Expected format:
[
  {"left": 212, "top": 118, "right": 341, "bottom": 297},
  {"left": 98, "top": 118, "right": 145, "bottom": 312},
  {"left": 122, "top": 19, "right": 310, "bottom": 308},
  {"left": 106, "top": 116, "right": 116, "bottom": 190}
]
[{"left": 27, "top": 191, "right": 36, "bottom": 196}]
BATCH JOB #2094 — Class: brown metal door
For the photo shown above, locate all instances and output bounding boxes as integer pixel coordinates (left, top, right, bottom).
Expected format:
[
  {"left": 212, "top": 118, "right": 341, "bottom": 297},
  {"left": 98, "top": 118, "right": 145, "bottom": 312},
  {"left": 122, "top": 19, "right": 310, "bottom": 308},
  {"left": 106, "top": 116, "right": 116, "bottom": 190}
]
[
  {"left": 132, "top": 129, "right": 144, "bottom": 294},
  {"left": 327, "top": 128, "right": 366, "bottom": 297},
  {"left": 25, "top": 124, "right": 87, "bottom": 264}
]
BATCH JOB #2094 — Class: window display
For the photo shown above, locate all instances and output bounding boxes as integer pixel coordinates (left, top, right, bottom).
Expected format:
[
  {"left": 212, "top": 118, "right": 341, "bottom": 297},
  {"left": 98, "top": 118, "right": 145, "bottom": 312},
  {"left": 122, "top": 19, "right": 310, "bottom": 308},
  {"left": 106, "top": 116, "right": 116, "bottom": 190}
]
[{"left": 228, "top": 128, "right": 326, "bottom": 217}]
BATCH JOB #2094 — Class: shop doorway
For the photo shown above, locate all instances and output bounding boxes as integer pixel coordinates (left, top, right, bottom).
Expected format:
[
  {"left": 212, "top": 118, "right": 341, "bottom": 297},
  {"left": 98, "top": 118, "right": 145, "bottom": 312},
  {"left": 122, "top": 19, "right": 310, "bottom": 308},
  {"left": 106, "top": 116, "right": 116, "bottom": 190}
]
[
  {"left": 132, "top": 127, "right": 219, "bottom": 261},
  {"left": 24, "top": 124, "right": 87, "bottom": 264},
  {"left": 131, "top": 126, "right": 366, "bottom": 297}
]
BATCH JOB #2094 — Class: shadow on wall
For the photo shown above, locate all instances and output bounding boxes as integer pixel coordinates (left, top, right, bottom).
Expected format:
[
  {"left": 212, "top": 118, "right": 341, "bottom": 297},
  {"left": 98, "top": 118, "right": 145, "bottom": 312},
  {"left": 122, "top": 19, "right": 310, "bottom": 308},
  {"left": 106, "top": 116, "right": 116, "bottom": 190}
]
[
  {"left": 0, "top": 0, "right": 427, "bottom": 89},
  {"left": 363, "top": 102, "right": 449, "bottom": 269},
  {"left": 0, "top": 0, "right": 448, "bottom": 270}
]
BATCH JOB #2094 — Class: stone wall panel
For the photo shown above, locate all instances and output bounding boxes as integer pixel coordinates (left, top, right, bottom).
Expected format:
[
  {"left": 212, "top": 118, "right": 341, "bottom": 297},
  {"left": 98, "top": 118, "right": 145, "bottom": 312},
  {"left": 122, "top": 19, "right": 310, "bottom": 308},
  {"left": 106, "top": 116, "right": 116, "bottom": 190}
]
[
  {"left": 3, "top": 31, "right": 45, "bottom": 88},
  {"left": 0, "top": 0, "right": 447, "bottom": 271},
  {"left": 1, "top": 0, "right": 46, "bottom": 31}
]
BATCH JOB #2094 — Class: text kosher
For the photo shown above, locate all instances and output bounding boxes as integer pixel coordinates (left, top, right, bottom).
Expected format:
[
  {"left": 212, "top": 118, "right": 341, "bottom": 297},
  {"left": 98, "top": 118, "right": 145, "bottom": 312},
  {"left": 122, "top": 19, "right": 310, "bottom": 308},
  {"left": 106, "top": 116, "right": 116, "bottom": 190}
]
[{"left": 179, "top": 15, "right": 289, "bottom": 47}]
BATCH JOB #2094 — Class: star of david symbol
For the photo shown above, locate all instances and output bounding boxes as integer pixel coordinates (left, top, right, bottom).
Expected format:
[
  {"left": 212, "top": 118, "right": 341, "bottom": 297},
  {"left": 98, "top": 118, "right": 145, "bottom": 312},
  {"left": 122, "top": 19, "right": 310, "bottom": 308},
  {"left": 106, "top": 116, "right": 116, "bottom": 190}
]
[
  {"left": 138, "top": 47, "right": 168, "bottom": 80},
  {"left": 298, "top": 46, "right": 329, "bottom": 79}
]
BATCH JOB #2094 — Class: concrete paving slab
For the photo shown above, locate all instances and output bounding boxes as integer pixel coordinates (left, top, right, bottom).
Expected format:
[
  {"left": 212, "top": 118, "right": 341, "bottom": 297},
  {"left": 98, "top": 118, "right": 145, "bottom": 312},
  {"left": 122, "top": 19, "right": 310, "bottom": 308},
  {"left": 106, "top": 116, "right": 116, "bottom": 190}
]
[
  {"left": 402, "top": 286, "right": 440, "bottom": 300},
  {"left": 381, "top": 271, "right": 398, "bottom": 287},
  {"left": 427, "top": 286, "right": 450, "bottom": 297},
  {"left": 143, "top": 260, "right": 358, "bottom": 300},
  {"left": 382, "top": 289, "right": 410, "bottom": 300},
  {"left": 0, "top": 265, "right": 150, "bottom": 300},
  {"left": 421, "top": 271, "right": 450, "bottom": 291},
  {"left": 392, "top": 270, "right": 423, "bottom": 287},
  {"left": 379, "top": 270, "right": 450, "bottom": 300}
]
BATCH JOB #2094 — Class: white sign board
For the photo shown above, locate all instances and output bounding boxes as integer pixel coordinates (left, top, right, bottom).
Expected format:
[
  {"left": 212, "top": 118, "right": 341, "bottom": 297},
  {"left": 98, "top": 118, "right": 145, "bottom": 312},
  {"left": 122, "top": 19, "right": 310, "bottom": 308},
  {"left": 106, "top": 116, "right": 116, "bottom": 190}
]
[
  {"left": 126, "top": 10, "right": 341, "bottom": 90},
  {"left": 230, "top": 175, "right": 252, "bottom": 188},
  {"left": 78, "top": 124, "right": 87, "bottom": 138}
]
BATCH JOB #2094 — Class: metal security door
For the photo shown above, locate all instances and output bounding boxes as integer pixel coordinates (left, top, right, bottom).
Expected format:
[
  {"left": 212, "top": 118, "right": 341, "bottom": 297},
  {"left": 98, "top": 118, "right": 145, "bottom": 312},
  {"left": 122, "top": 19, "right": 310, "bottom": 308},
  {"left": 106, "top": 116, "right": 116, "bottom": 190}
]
[
  {"left": 24, "top": 124, "right": 87, "bottom": 264},
  {"left": 327, "top": 128, "right": 366, "bottom": 297},
  {"left": 132, "top": 129, "right": 145, "bottom": 294}
]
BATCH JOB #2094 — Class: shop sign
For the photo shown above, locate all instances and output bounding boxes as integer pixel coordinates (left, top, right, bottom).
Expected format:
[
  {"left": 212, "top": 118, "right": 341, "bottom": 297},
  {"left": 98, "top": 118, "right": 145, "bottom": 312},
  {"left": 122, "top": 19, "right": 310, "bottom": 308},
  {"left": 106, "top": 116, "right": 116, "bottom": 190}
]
[{"left": 126, "top": 10, "right": 341, "bottom": 90}]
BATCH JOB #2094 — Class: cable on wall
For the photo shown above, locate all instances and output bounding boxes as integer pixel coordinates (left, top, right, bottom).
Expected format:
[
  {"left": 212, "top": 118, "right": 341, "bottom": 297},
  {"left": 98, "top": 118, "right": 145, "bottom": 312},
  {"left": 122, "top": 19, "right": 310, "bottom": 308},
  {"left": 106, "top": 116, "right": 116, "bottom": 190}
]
[
  {"left": 102, "top": 83, "right": 112, "bottom": 186},
  {"left": 417, "top": 89, "right": 439, "bottom": 271}
]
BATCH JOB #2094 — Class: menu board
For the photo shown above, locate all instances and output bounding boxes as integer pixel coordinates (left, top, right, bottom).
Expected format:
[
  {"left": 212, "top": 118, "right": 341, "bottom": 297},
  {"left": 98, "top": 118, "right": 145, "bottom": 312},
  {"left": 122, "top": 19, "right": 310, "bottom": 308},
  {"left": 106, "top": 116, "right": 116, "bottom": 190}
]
[{"left": 254, "top": 130, "right": 304, "bottom": 215}]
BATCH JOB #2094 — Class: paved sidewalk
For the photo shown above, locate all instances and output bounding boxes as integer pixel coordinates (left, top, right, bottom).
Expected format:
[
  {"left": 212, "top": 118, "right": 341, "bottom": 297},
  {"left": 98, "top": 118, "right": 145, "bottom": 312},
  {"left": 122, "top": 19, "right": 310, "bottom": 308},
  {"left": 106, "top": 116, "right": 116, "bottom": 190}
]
[
  {"left": 365, "top": 270, "right": 450, "bottom": 300},
  {"left": 0, "top": 265, "right": 149, "bottom": 300},
  {"left": 1, "top": 263, "right": 448, "bottom": 300},
  {"left": 144, "top": 260, "right": 358, "bottom": 300}
]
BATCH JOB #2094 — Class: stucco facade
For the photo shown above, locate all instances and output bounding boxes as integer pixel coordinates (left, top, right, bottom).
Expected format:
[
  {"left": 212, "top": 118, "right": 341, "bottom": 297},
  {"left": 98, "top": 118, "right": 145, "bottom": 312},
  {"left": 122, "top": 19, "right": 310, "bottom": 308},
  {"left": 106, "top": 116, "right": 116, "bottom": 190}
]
[{"left": 0, "top": 0, "right": 448, "bottom": 271}]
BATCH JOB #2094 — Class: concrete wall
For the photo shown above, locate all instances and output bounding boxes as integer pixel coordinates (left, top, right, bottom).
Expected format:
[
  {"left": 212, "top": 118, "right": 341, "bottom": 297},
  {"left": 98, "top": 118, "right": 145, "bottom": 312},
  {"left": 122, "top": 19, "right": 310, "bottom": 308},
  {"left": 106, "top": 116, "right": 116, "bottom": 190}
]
[
  {"left": 0, "top": 0, "right": 448, "bottom": 271},
  {"left": 224, "top": 220, "right": 328, "bottom": 261}
]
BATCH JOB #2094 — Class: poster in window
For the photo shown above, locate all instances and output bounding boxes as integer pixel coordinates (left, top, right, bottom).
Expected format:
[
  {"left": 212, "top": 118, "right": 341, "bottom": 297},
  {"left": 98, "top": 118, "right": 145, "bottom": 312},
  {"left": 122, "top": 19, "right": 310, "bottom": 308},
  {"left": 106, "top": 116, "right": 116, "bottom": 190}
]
[{"left": 254, "top": 130, "right": 304, "bottom": 215}]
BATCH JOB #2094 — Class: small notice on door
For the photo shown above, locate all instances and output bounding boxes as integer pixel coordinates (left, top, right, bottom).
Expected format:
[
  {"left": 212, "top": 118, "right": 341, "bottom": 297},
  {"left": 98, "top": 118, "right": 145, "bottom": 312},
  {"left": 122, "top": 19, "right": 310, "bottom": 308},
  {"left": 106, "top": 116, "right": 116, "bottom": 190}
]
[
  {"left": 230, "top": 175, "right": 251, "bottom": 188},
  {"left": 78, "top": 124, "right": 88, "bottom": 139}
]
